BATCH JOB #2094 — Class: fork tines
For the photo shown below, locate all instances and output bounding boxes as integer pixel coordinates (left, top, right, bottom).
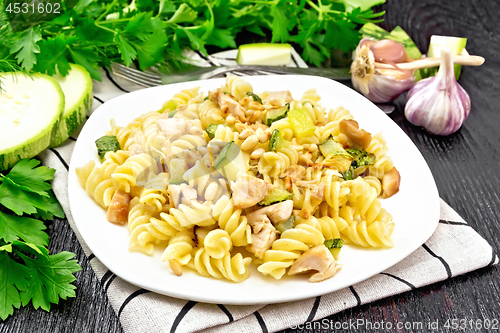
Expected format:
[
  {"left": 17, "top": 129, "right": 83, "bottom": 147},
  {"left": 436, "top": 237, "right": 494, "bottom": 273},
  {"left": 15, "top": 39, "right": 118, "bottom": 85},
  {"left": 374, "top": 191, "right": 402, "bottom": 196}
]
[{"left": 111, "top": 62, "right": 162, "bottom": 87}]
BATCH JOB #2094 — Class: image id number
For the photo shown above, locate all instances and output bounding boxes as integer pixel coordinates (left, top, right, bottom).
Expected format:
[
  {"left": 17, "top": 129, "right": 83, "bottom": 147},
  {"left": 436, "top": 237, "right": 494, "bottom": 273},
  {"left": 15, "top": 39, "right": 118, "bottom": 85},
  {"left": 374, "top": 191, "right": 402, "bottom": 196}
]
[
  {"left": 444, "top": 318, "right": 499, "bottom": 330},
  {"left": 5, "top": 2, "right": 61, "bottom": 14}
]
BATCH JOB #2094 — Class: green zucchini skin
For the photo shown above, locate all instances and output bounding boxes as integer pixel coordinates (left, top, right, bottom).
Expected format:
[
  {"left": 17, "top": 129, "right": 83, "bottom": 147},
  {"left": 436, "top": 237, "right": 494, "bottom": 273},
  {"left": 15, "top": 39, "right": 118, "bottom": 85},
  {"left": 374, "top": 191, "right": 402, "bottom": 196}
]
[{"left": 49, "top": 64, "right": 93, "bottom": 147}]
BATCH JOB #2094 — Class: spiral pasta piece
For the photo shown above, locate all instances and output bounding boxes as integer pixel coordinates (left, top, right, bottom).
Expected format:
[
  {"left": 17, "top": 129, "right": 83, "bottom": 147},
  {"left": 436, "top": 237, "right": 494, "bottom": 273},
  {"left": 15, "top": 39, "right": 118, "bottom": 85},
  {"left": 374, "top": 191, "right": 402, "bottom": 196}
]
[
  {"left": 147, "top": 211, "right": 188, "bottom": 241},
  {"left": 168, "top": 202, "right": 216, "bottom": 228},
  {"left": 128, "top": 197, "right": 157, "bottom": 255},
  {"left": 139, "top": 172, "right": 168, "bottom": 212},
  {"left": 297, "top": 216, "right": 348, "bottom": 240},
  {"left": 257, "top": 146, "right": 299, "bottom": 182},
  {"left": 257, "top": 224, "right": 325, "bottom": 279},
  {"left": 161, "top": 230, "right": 196, "bottom": 265},
  {"left": 322, "top": 171, "right": 349, "bottom": 211},
  {"left": 342, "top": 178, "right": 388, "bottom": 224},
  {"left": 328, "top": 106, "right": 354, "bottom": 123},
  {"left": 204, "top": 229, "right": 233, "bottom": 259},
  {"left": 187, "top": 247, "right": 252, "bottom": 282},
  {"left": 363, "top": 175, "right": 382, "bottom": 197},
  {"left": 75, "top": 160, "right": 117, "bottom": 208},
  {"left": 198, "top": 99, "right": 225, "bottom": 129},
  {"left": 224, "top": 75, "right": 253, "bottom": 100},
  {"left": 111, "top": 153, "right": 159, "bottom": 192},
  {"left": 339, "top": 206, "right": 394, "bottom": 247},
  {"left": 171, "top": 87, "right": 202, "bottom": 106},
  {"left": 366, "top": 133, "right": 394, "bottom": 179},
  {"left": 212, "top": 195, "right": 251, "bottom": 246}
]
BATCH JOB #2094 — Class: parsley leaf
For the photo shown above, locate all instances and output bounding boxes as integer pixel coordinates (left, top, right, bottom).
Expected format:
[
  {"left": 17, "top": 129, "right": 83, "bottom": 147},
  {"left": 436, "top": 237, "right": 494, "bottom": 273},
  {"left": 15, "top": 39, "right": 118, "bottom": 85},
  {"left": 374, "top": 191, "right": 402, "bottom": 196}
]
[
  {"left": 0, "top": 160, "right": 80, "bottom": 321},
  {"left": 9, "top": 27, "right": 42, "bottom": 71},
  {"left": 340, "top": 0, "right": 386, "bottom": 11},
  {"left": 18, "top": 247, "right": 81, "bottom": 312},
  {"left": 0, "top": 211, "right": 48, "bottom": 246},
  {"left": 115, "top": 33, "right": 137, "bottom": 66},
  {"left": 0, "top": 176, "right": 64, "bottom": 219},
  {"left": 33, "top": 35, "right": 73, "bottom": 76},
  {"left": 1, "top": 159, "right": 54, "bottom": 197},
  {"left": 68, "top": 46, "right": 103, "bottom": 81},
  {"left": 0, "top": 250, "right": 30, "bottom": 320}
]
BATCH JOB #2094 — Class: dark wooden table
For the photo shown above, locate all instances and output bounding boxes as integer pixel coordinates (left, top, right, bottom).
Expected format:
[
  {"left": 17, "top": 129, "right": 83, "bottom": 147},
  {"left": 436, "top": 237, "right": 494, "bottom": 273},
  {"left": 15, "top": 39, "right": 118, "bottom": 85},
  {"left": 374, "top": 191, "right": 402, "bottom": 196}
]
[{"left": 1, "top": 0, "right": 499, "bottom": 332}]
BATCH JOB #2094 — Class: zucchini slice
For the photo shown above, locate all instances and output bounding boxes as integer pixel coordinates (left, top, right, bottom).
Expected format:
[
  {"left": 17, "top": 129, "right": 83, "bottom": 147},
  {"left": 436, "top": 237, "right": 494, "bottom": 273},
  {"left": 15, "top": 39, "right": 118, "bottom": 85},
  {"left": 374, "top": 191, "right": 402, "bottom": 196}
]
[
  {"left": 259, "top": 186, "right": 292, "bottom": 206},
  {"left": 266, "top": 103, "right": 289, "bottom": 127},
  {"left": 50, "top": 64, "right": 93, "bottom": 147},
  {"left": 288, "top": 107, "right": 316, "bottom": 138},
  {"left": 324, "top": 238, "right": 343, "bottom": 260},
  {"left": 168, "top": 158, "right": 187, "bottom": 185},
  {"left": 157, "top": 99, "right": 178, "bottom": 114},
  {"left": 275, "top": 216, "right": 295, "bottom": 234},
  {"left": 236, "top": 43, "right": 292, "bottom": 66},
  {"left": 0, "top": 73, "right": 64, "bottom": 171},
  {"left": 212, "top": 141, "right": 246, "bottom": 181},
  {"left": 206, "top": 123, "right": 218, "bottom": 139},
  {"left": 95, "top": 135, "right": 120, "bottom": 159},
  {"left": 319, "top": 136, "right": 353, "bottom": 172},
  {"left": 269, "top": 129, "right": 288, "bottom": 152}
]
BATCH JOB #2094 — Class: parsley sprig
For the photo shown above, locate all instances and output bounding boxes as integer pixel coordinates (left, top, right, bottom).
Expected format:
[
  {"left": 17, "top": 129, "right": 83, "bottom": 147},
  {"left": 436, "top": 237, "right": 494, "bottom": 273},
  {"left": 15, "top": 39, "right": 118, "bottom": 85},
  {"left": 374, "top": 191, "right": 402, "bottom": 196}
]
[
  {"left": 0, "top": 159, "right": 81, "bottom": 321},
  {"left": 0, "top": 0, "right": 385, "bottom": 82}
]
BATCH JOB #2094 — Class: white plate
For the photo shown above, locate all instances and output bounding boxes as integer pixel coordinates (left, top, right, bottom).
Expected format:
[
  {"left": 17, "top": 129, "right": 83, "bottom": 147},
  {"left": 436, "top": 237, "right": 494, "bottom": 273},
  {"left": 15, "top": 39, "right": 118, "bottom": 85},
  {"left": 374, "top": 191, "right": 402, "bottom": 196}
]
[{"left": 68, "top": 75, "right": 439, "bottom": 305}]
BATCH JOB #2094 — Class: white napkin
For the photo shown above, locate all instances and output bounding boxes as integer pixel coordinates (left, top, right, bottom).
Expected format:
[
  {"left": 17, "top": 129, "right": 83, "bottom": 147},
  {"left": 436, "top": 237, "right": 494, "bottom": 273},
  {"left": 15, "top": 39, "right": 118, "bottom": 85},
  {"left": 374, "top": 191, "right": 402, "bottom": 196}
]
[{"left": 39, "top": 50, "right": 497, "bottom": 333}]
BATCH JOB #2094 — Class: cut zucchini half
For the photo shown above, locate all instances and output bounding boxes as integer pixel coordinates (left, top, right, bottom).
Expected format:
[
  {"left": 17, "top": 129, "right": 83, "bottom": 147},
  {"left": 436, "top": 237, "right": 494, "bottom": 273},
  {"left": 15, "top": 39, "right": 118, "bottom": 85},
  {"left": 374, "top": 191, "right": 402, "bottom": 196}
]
[
  {"left": 50, "top": 63, "right": 93, "bottom": 147},
  {"left": 418, "top": 35, "right": 467, "bottom": 81},
  {"left": 236, "top": 43, "right": 292, "bottom": 66},
  {"left": 0, "top": 73, "right": 64, "bottom": 171}
]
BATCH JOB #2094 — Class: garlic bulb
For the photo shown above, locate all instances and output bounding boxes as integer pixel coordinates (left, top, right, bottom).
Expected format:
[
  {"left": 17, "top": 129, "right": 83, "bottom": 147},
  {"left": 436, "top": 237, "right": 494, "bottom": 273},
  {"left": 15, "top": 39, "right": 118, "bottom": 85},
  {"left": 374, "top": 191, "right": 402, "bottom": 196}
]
[
  {"left": 404, "top": 48, "right": 471, "bottom": 136},
  {"left": 351, "top": 38, "right": 415, "bottom": 103}
]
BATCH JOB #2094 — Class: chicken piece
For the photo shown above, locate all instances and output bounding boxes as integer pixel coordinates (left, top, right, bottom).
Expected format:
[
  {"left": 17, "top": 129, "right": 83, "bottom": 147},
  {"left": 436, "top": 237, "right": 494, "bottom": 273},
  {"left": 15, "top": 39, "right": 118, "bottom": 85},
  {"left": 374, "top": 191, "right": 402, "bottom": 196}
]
[
  {"left": 382, "top": 167, "right": 401, "bottom": 198},
  {"left": 230, "top": 173, "right": 270, "bottom": 209},
  {"left": 310, "top": 184, "right": 325, "bottom": 201},
  {"left": 210, "top": 88, "right": 246, "bottom": 121},
  {"left": 169, "top": 183, "right": 198, "bottom": 208},
  {"left": 338, "top": 119, "right": 372, "bottom": 150},
  {"left": 157, "top": 117, "right": 189, "bottom": 141},
  {"left": 263, "top": 90, "right": 293, "bottom": 105},
  {"left": 247, "top": 218, "right": 278, "bottom": 259},
  {"left": 288, "top": 245, "right": 342, "bottom": 282},
  {"left": 282, "top": 165, "right": 306, "bottom": 183},
  {"left": 246, "top": 200, "right": 294, "bottom": 225},
  {"left": 106, "top": 190, "right": 132, "bottom": 225}
]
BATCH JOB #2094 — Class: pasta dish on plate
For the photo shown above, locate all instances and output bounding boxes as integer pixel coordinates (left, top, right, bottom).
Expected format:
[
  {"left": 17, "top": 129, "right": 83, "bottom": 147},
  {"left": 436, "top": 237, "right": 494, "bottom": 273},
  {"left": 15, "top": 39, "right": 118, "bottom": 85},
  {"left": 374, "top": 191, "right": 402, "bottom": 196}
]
[{"left": 75, "top": 75, "right": 401, "bottom": 284}]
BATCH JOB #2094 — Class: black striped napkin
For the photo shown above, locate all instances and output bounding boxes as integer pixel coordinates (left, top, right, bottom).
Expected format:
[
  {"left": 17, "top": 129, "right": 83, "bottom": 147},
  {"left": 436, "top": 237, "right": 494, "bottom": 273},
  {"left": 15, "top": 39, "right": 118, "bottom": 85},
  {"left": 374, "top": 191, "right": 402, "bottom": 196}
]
[{"left": 39, "top": 50, "right": 498, "bottom": 333}]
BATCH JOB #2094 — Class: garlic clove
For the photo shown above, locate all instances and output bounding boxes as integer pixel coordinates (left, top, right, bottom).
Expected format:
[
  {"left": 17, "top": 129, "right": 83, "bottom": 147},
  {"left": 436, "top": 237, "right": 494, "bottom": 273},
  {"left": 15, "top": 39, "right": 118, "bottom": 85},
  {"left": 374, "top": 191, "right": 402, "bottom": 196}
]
[
  {"left": 370, "top": 39, "right": 411, "bottom": 63},
  {"left": 351, "top": 39, "right": 415, "bottom": 103},
  {"left": 404, "top": 48, "right": 471, "bottom": 136}
]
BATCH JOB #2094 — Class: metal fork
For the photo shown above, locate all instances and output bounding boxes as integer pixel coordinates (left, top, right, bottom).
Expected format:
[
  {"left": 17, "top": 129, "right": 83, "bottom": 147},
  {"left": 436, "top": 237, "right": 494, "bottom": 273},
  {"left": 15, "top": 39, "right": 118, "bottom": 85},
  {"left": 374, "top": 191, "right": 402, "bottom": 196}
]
[{"left": 111, "top": 62, "right": 351, "bottom": 87}]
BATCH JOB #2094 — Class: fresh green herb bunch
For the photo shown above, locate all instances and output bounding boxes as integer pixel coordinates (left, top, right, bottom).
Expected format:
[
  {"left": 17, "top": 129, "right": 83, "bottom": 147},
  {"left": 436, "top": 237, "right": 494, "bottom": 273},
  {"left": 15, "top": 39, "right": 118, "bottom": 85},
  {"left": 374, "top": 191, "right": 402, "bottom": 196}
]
[
  {"left": 0, "top": 159, "right": 81, "bottom": 321},
  {"left": 0, "top": 0, "right": 384, "bottom": 81}
]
